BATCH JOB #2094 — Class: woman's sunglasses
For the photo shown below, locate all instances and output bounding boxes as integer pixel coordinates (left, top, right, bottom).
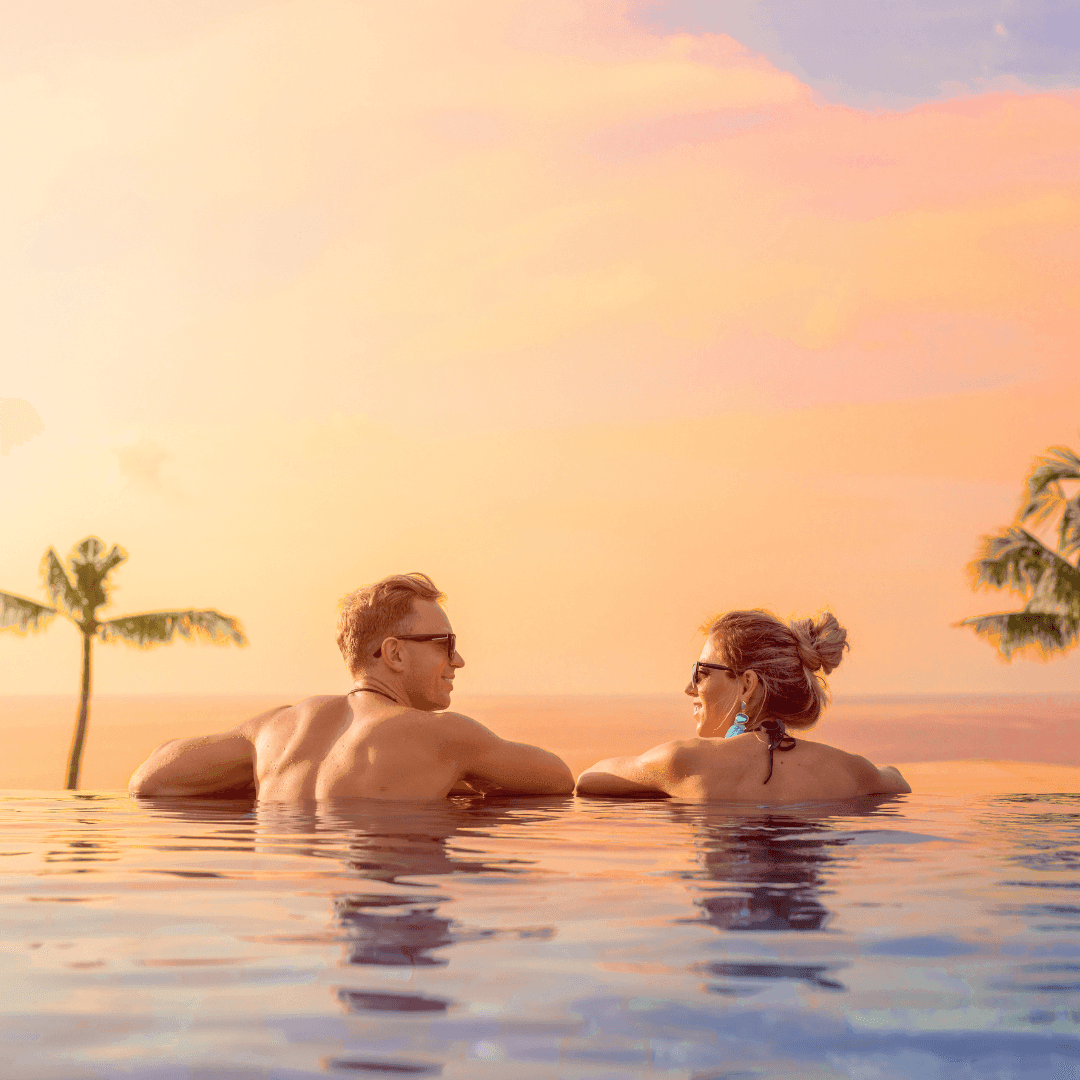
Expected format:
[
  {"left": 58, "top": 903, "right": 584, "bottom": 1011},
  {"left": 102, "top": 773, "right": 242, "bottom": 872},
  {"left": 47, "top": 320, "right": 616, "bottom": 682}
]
[{"left": 691, "top": 661, "right": 736, "bottom": 687}]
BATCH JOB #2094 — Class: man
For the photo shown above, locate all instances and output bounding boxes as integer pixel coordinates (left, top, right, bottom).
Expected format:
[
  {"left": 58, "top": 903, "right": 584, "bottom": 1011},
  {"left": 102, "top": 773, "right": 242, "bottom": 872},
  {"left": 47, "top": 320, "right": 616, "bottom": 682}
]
[{"left": 129, "top": 573, "right": 573, "bottom": 800}]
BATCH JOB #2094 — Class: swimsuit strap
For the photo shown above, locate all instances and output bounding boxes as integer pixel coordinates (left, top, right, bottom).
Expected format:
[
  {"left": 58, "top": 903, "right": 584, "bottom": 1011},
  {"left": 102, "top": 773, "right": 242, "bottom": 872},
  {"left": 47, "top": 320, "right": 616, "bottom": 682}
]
[
  {"left": 348, "top": 686, "right": 400, "bottom": 704},
  {"left": 756, "top": 717, "right": 797, "bottom": 785}
]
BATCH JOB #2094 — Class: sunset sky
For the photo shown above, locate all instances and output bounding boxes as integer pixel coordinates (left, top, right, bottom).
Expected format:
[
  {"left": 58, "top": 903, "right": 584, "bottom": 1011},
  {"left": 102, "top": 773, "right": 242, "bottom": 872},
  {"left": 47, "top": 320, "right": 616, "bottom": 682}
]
[{"left": 1, "top": 0, "right": 1078, "bottom": 699}]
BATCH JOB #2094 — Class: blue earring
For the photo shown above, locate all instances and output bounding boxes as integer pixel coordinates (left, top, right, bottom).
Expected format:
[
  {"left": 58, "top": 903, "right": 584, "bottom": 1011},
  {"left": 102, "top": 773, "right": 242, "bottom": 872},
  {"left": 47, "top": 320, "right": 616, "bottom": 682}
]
[{"left": 725, "top": 702, "right": 749, "bottom": 738}]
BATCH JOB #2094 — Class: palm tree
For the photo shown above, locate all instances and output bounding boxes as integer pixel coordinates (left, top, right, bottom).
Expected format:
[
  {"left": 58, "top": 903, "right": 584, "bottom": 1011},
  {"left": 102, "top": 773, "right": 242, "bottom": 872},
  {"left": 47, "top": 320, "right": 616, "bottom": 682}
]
[
  {"left": 0, "top": 537, "right": 246, "bottom": 789},
  {"left": 958, "top": 445, "right": 1080, "bottom": 660}
]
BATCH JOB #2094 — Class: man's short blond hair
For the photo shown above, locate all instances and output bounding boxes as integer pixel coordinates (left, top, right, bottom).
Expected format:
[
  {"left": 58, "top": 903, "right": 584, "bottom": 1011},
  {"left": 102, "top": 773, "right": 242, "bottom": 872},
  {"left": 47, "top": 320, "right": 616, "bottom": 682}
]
[{"left": 337, "top": 572, "right": 445, "bottom": 677}]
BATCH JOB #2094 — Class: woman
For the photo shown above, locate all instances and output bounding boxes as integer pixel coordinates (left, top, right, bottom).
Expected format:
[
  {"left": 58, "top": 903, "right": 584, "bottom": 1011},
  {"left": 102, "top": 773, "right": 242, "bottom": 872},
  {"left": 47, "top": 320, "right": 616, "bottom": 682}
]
[{"left": 576, "top": 609, "right": 910, "bottom": 803}]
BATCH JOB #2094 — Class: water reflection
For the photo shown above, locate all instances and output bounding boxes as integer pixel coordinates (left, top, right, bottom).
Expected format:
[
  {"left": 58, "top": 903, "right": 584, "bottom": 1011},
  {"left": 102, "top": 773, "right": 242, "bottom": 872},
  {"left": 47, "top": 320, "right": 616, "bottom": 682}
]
[
  {"left": 701, "top": 959, "right": 845, "bottom": 992},
  {"left": 255, "top": 798, "right": 562, "bottom": 883},
  {"left": 257, "top": 799, "right": 562, "bottom": 1024},
  {"left": 131, "top": 795, "right": 564, "bottom": 1050},
  {"left": 41, "top": 819, "right": 123, "bottom": 873},
  {"left": 671, "top": 798, "right": 901, "bottom": 998},
  {"left": 333, "top": 892, "right": 456, "bottom": 968},
  {"left": 328, "top": 802, "right": 557, "bottom": 982},
  {"left": 675, "top": 810, "right": 847, "bottom": 933},
  {"left": 323, "top": 1059, "right": 442, "bottom": 1075}
]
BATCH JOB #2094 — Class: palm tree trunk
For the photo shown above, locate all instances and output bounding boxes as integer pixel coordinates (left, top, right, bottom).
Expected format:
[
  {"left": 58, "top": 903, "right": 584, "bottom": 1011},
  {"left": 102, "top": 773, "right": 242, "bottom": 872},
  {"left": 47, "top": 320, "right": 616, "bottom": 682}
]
[{"left": 65, "top": 632, "right": 93, "bottom": 790}]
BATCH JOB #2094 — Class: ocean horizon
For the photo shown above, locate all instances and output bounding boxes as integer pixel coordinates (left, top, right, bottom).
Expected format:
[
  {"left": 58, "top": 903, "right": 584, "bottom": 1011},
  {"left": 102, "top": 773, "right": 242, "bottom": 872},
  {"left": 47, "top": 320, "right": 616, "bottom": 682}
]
[{"left": 2, "top": 691, "right": 1078, "bottom": 792}]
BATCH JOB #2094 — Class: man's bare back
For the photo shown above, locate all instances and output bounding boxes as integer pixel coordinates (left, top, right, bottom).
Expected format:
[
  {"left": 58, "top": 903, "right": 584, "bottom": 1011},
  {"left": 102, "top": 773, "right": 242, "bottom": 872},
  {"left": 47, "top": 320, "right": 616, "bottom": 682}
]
[
  {"left": 130, "top": 693, "right": 573, "bottom": 801},
  {"left": 130, "top": 576, "right": 574, "bottom": 802}
]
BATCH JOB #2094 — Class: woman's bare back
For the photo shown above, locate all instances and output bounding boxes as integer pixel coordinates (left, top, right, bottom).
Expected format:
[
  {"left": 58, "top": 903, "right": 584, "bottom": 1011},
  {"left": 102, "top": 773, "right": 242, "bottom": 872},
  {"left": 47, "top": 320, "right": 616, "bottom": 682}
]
[
  {"left": 676, "top": 734, "right": 908, "bottom": 804},
  {"left": 576, "top": 732, "right": 910, "bottom": 804}
]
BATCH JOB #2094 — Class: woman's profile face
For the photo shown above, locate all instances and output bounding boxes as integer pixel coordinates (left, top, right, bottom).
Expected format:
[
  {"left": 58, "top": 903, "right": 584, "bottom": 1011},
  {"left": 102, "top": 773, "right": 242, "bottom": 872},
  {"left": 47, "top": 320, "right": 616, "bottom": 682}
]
[{"left": 685, "top": 635, "right": 741, "bottom": 738}]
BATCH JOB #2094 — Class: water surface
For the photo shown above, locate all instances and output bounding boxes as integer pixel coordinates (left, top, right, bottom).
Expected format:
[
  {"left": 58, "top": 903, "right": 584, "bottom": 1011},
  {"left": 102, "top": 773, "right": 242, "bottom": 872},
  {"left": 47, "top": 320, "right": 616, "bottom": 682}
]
[{"left": 1, "top": 791, "right": 1078, "bottom": 1078}]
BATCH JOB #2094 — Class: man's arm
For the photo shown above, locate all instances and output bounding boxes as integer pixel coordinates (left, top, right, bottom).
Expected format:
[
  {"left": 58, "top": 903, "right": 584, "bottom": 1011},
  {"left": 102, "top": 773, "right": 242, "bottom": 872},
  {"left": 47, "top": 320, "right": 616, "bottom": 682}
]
[
  {"left": 576, "top": 741, "right": 692, "bottom": 798},
  {"left": 129, "top": 725, "right": 258, "bottom": 797},
  {"left": 449, "top": 716, "right": 574, "bottom": 795}
]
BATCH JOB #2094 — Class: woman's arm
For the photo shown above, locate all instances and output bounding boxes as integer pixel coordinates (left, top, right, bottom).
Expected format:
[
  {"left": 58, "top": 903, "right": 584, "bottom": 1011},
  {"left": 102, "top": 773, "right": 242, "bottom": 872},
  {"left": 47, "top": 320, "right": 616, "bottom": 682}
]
[
  {"left": 877, "top": 764, "right": 912, "bottom": 794},
  {"left": 575, "top": 742, "right": 693, "bottom": 798}
]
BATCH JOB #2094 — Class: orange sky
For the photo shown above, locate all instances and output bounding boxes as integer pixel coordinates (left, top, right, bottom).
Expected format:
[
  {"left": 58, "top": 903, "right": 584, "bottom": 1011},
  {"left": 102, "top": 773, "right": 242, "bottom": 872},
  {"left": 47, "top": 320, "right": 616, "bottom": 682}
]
[{"left": 1, "top": 0, "right": 1078, "bottom": 698}]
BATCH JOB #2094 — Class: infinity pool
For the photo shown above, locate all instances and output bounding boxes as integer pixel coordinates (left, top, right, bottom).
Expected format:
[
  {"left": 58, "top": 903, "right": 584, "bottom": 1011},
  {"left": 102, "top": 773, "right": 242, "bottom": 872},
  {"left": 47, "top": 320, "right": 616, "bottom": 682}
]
[{"left": 1, "top": 791, "right": 1078, "bottom": 1079}]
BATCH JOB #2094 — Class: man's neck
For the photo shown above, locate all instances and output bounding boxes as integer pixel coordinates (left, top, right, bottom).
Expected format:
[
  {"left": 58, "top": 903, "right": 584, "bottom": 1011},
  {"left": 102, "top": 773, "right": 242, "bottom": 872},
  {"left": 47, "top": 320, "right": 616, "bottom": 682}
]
[{"left": 349, "top": 680, "right": 409, "bottom": 707}]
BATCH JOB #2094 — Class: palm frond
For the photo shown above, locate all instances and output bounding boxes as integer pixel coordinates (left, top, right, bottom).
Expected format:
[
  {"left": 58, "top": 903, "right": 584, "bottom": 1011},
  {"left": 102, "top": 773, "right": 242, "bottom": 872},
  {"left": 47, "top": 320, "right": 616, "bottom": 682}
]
[
  {"left": 957, "top": 610, "right": 1079, "bottom": 660},
  {"left": 1019, "top": 446, "right": 1080, "bottom": 526},
  {"left": 967, "top": 526, "right": 1074, "bottom": 596},
  {"left": 73, "top": 537, "right": 106, "bottom": 563},
  {"left": 1059, "top": 492, "right": 1080, "bottom": 561},
  {"left": 0, "top": 591, "right": 57, "bottom": 634},
  {"left": 97, "top": 545, "right": 127, "bottom": 579},
  {"left": 1027, "top": 557, "right": 1080, "bottom": 617},
  {"left": 963, "top": 443, "right": 1080, "bottom": 662},
  {"left": 40, "top": 549, "right": 82, "bottom": 618},
  {"left": 98, "top": 609, "right": 247, "bottom": 648},
  {"left": 69, "top": 538, "right": 126, "bottom": 612}
]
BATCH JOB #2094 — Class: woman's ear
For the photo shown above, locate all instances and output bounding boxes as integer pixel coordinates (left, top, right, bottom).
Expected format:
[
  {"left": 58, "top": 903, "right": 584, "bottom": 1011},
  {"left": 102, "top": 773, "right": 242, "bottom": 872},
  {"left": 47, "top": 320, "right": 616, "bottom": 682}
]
[{"left": 740, "top": 669, "right": 761, "bottom": 708}]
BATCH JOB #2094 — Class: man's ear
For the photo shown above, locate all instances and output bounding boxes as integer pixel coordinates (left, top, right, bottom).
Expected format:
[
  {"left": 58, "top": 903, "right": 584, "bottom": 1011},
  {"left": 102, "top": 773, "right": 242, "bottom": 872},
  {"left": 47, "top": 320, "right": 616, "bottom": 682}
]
[{"left": 379, "top": 637, "right": 408, "bottom": 672}]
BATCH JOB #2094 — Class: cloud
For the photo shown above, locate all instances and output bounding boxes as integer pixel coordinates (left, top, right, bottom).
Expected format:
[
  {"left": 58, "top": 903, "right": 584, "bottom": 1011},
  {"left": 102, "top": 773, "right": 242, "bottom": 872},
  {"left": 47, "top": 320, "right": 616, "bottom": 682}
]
[
  {"left": 640, "top": 1, "right": 1080, "bottom": 107},
  {"left": 115, "top": 437, "right": 175, "bottom": 494},
  {"left": 0, "top": 0, "right": 1077, "bottom": 439},
  {"left": 0, "top": 398, "right": 45, "bottom": 454}
]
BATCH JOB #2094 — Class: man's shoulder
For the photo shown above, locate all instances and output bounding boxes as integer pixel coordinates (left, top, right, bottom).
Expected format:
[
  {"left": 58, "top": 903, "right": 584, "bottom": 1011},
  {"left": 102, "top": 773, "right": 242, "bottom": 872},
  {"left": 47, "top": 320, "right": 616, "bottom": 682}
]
[
  {"left": 354, "top": 707, "right": 488, "bottom": 739},
  {"left": 433, "top": 709, "right": 480, "bottom": 723},
  {"left": 425, "top": 710, "right": 490, "bottom": 737},
  {"left": 295, "top": 694, "right": 346, "bottom": 711},
  {"left": 397, "top": 711, "right": 504, "bottom": 752},
  {"left": 242, "top": 695, "right": 341, "bottom": 732}
]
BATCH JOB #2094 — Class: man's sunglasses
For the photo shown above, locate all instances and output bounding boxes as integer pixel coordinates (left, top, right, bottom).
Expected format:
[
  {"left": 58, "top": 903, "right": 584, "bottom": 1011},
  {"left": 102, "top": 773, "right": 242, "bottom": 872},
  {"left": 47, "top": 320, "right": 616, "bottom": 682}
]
[
  {"left": 374, "top": 633, "right": 457, "bottom": 661},
  {"left": 691, "top": 661, "right": 736, "bottom": 687}
]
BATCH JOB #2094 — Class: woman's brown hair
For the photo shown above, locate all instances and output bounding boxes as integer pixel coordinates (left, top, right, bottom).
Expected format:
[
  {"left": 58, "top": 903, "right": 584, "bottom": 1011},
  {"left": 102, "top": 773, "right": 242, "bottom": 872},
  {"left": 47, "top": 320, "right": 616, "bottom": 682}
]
[{"left": 702, "top": 609, "right": 849, "bottom": 729}]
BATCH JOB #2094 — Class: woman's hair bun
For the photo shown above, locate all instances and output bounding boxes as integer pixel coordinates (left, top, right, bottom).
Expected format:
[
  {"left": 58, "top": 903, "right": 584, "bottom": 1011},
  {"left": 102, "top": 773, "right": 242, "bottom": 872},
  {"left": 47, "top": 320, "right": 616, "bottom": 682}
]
[{"left": 789, "top": 612, "right": 848, "bottom": 675}]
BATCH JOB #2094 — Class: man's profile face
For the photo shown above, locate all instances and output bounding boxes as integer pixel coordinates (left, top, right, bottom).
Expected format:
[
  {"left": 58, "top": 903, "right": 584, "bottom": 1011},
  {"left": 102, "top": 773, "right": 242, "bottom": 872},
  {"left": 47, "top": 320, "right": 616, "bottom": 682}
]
[{"left": 396, "top": 598, "right": 464, "bottom": 711}]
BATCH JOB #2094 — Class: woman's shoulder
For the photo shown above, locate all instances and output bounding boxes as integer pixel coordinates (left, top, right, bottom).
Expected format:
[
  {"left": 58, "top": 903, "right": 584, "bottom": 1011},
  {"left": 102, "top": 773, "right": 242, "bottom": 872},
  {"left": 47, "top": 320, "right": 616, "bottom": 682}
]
[
  {"left": 635, "top": 737, "right": 710, "bottom": 767},
  {"left": 794, "top": 738, "right": 911, "bottom": 794},
  {"left": 788, "top": 736, "right": 872, "bottom": 768},
  {"left": 619, "top": 737, "right": 730, "bottom": 781},
  {"left": 649, "top": 735, "right": 755, "bottom": 781}
]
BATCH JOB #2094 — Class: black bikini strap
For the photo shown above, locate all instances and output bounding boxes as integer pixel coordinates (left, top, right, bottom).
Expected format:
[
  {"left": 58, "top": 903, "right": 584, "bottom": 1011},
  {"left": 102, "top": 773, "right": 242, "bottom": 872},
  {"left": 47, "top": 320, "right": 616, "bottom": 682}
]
[{"left": 757, "top": 717, "right": 796, "bottom": 784}]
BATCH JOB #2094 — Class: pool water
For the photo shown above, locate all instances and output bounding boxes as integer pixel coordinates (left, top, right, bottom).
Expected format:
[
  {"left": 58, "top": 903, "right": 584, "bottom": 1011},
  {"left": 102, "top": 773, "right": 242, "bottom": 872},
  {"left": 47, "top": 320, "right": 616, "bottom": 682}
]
[{"left": 1, "top": 791, "right": 1078, "bottom": 1079}]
